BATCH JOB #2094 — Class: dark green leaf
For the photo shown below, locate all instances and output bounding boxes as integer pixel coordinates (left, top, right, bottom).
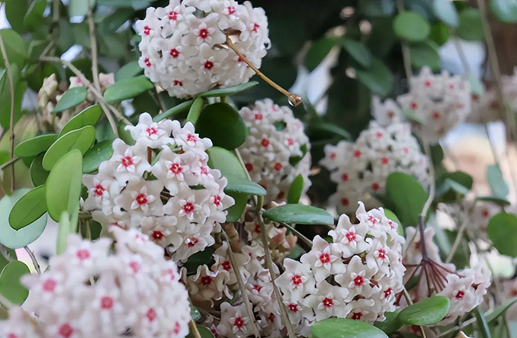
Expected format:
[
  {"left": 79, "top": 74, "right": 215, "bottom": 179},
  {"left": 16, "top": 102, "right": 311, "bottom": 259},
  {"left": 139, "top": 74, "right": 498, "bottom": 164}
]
[
  {"left": 46, "top": 150, "right": 83, "bottom": 222},
  {"left": 98, "top": 8, "right": 133, "bottom": 35},
  {"left": 287, "top": 175, "right": 304, "bottom": 204},
  {"left": 367, "top": 17, "right": 397, "bottom": 58},
  {"left": 115, "top": 61, "right": 143, "bottom": 82},
  {"left": 0, "top": 189, "right": 47, "bottom": 249},
  {"left": 65, "top": 59, "right": 107, "bottom": 81},
  {"left": 30, "top": 154, "right": 48, "bottom": 186},
  {"left": 475, "top": 306, "right": 493, "bottom": 338},
  {"left": 393, "top": 12, "right": 430, "bottom": 42},
  {"left": 186, "top": 97, "right": 204, "bottom": 125},
  {"left": 0, "top": 30, "right": 27, "bottom": 68},
  {"left": 0, "top": 78, "right": 26, "bottom": 130},
  {"left": 429, "top": 22, "right": 450, "bottom": 46},
  {"left": 436, "top": 171, "right": 473, "bottom": 196},
  {"left": 488, "top": 212, "right": 517, "bottom": 257},
  {"left": 433, "top": 0, "right": 459, "bottom": 26},
  {"left": 410, "top": 40, "right": 441, "bottom": 71},
  {"left": 14, "top": 134, "right": 58, "bottom": 157},
  {"left": 23, "top": 0, "right": 47, "bottom": 30},
  {"left": 398, "top": 296, "right": 450, "bottom": 325},
  {"left": 97, "top": 0, "right": 152, "bottom": 7},
  {"left": 311, "top": 318, "right": 388, "bottom": 338},
  {"left": 153, "top": 100, "right": 193, "bottom": 122},
  {"left": 306, "top": 122, "right": 351, "bottom": 141},
  {"left": 0, "top": 261, "right": 30, "bottom": 304},
  {"left": 305, "top": 37, "right": 337, "bottom": 72},
  {"left": 341, "top": 38, "right": 373, "bottom": 68},
  {"left": 5, "top": 0, "right": 29, "bottom": 34},
  {"left": 0, "top": 245, "right": 16, "bottom": 272},
  {"left": 490, "top": 0, "right": 517, "bottom": 23},
  {"left": 118, "top": 123, "right": 135, "bottom": 145},
  {"left": 60, "top": 105, "right": 103, "bottom": 136},
  {"left": 386, "top": 172, "right": 428, "bottom": 226},
  {"left": 457, "top": 9, "right": 484, "bottom": 41},
  {"left": 487, "top": 164, "right": 509, "bottom": 198},
  {"left": 263, "top": 204, "right": 333, "bottom": 225},
  {"left": 187, "top": 325, "right": 216, "bottom": 338},
  {"left": 226, "top": 192, "right": 247, "bottom": 223},
  {"left": 196, "top": 103, "right": 247, "bottom": 150},
  {"left": 43, "top": 126, "right": 96, "bottom": 171},
  {"left": 354, "top": 58, "right": 394, "bottom": 97},
  {"left": 83, "top": 140, "right": 114, "bottom": 173},
  {"left": 360, "top": 0, "right": 396, "bottom": 17},
  {"left": 9, "top": 186, "right": 47, "bottom": 230},
  {"left": 207, "top": 147, "right": 247, "bottom": 179},
  {"left": 52, "top": 87, "right": 88, "bottom": 114},
  {"left": 374, "top": 310, "right": 402, "bottom": 334},
  {"left": 183, "top": 247, "right": 215, "bottom": 274},
  {"left": 476, "top": 196, "right": 511, "bottom": 206},
  {"left": 225, "top": 175, "right": 267, "bottom": 196},
  {"left": 103, "top": 76, "right": 154, "bottom": 102},
  {"left": 199, "top": 82, "right": 259, "bottom": 98}
]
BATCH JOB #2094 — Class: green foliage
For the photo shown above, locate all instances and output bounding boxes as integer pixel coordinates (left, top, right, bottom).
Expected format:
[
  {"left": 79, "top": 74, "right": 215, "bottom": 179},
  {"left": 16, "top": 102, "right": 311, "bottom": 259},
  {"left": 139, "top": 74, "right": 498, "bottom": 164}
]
[
  {"left": 374, "top": 311, "right": 402, "bottom": 334},
  {"left": 115, "top": 61, "right": 143, "bottom": 82},
  {"left": 224, "top": 175, "right": 267, "bottom": 196},
  {"left": 475, "top": 306, "right": 493, "bottom": 338},
  {"left": 60, "top": 105, "right": 103, "bottom": 136},
  {"left": 486, "top": 297, "right": 517, "bottom": 323},
  {"left": 198, "top": 82, "right": 259, "bottom": 98},
  {"left": 311, "top": 318, "right": 388, "bottom": 338},
  {"left": 183, "top": 247, "right": 215, "bottom": 275},
  {"left": 410, "top": 41, "right": 441, "bottom": 71},
  {"left": 305, "top": 37, "right": 338, "bottom": 72},
  {"left": 490, "top": 0, "right": 517, "bottom": 23},
  {"left": 354, "top": 58, "right": 394, "bottom": 98},
  {"left": 52, "top": 87, "right": 88, "bottom": 113},
  {"left": 488, "top": 212, "right": 517, "bottom": 257},
  {"left": 82, "top": 140, "right": 114, "bottom": 173},
  {"left": 287, "top": 175, "right": 304, "bottom": 204},
  {"left": 0, "top": 261, "right": 30, "bottom": 305},
  {"left": 187, "top": 325, "right": 216, "bottom": 338},
  {"left": 43, "top": 126, "right": 96, "bottom": 170},
  {"left": 196, "top": 103, "right": 247, "bottom": 150},
  {"left": 393, "top": 12, "right": 430, "bottom": 42},
  {"left": 386, "top": 172, "right": 428, "bottom": 226},
  {"left": 153, "top": 100, "right": 194, "bottom": 122},
  {"left": 186, "top": 97, "right": 204, "bottom": 124},
  {"left": 0, "top": 30, "right": 27, "bottom": 68},
  {"left": 15, "top": 134, "right": 58, "bottom": 157},
  {"left": 487, "top": 164, "right": 509, "bottom": 199},
  {"left": 9, "top": 185, "right": 47, "bottom": 230},
  {"left": 457, "top": 8, "right": 485, "bottom": 41},
  {"left": 398, "top": 296, "right": 450, "bottom": 325},
  {"left": 103, "top": 76, "right": 154, "bottom": 103},
  {"left": 263, "top": 204, "right": 334, "bottom": 225},
  {"left": 30, "top": 154, "right": 49, "bottom": 186},
  {"left": 433, "top": 0, "right": 459, "bottom": 26}
]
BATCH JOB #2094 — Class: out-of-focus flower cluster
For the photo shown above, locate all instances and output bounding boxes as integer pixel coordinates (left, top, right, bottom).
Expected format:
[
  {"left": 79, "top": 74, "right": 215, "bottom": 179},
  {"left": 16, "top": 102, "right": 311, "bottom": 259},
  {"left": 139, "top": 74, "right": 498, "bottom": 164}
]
[
  {"left": 37, "top": 73, "right": 114, "bottom": 133},
  {"left": 136, "top": 0, "right": 270, "bottom": 98},
  {"left": 274, "top": 203, "right": 405, "bottom": 331},
  {"left": 0, "top": 227, "right": 190, "bottom": 338},
  {"left": 82, "top": 112, "right": 234, "bottom": 263},
  {"left": 239, "top": 99, "right": 312, "bottom": 204}
]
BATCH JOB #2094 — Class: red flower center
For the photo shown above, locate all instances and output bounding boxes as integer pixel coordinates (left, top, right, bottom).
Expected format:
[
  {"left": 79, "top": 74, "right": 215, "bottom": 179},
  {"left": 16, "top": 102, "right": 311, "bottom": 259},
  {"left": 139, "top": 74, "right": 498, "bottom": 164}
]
[
  {"left": 254, "top": 224, "right": 261, "bottom": 233},
  {"left": 288, "top": 304, "right": 298, "bottom": 312},
  {"left": 58, "top": 323, "right": 74, "bottom": 338},
  {"left": 291, "top": 274, "right": 303, "bottom": 286},
  {"left": 183, "top": 202, "right": 194, "bottom": 214},
  {"left": 410, "top": 101, "right": 418, "bottom": 109},
  {"left": 319, "top": 253, "right": 330, "bottom": 264},
  {"left": 254, "top": 113, "right": 263, "bottom": 120},
  {"left": 274, "top": 162, "right": 282, "bottom": 171},
  {"left": 341, "top": 198, "right": 349, "bottom": 206},
  {"left": 213, "top": 195, "right": 221, "bottom": 206},
  {"left": 353, "top": 150, "right": 361, "bottom": 158},
  {"left": 387, "top": 111, "right": 395, "bottom": 118},
  {"left": 199, "top": 28, "right": 209, "bottom": 39},
  {"left": 43, "top": 279, "right": 57, "bottom": 292},
  {"left": 353, "top": 275, "right": 364, "bottom": 286},
  {"left": 322, "top": 297, "right": 333, "bottom": 308},
  {"left": 170, "top": 163, "right": 182, "bottom": 174},
  {"left": 277, "top": 191, "right": 285, "bottom": 199},
  {"left": 76, "top": 249, "right": 90, "bottom": 260},
  {"left": 187, "top": 236, "right": 199, "bottom": 247},
  {"left": 341, "top": 173, "right": 349, "bottom": 181},
  {"left": 482, "top": 209, "right": 490, "bottom": 218},
  {"left": 222, "top": 261, "right": 231, "bottom": 271},
  {"left": 351, "top": 312, "right": 363, "bottom": 320},
  {"left": 287, "top": 138, "right": 294, "bottom": 146},
  {"left": 345, "top": 231, "right": 356, "bottom": 242},
  {"left": 371, "top": 183, "right": 380, "bottom": 191},
  {"left": 432, "top": 111, "right": 441, "bottom": 119},
  {"left": 381, "top": 157, "right": 389, "bottom": 165},
  {"left": 168, "top": 11, "right": 177, "bottom": 20},
  {"left": 136, "top": 193, "right": 148, "bottom": 205},
  {"left": 261, "top": 138, "right": 269, "bottom": 147},
  {"left": 424, "top": 80, "right": 431, "bottom": 87},
  {"left": 378, "top": 249, "right": 386, "bottom": 259},
  {"left": 201, "top": 276, "right": 212, "bottom": 285},
  {"left": 144, "top": 58, "right": 151, "bottom": 67},
  {"left": 234, "top": 317, "right": 245, "bottom": 329},
  {"left": 146, "top": 308, "right": 157, "bottom": 322},
  {"left": 94, "top": 184, "right": 105, "bottom": 196},
  {"left": 376, "top": 132, "right": 383, "bottom": 138},
  {"left": 245, "top": 163, "right": 253, "bottom": 171},
  {"left": 170, "top": 48, "right": 180, "bottom": 58},
  {"left": 174, "top": 80, "right": 183, "bottom": 86},
  {"left": 455, "top": 290, "right": 465, "bottom": 299},
  {"left": 252, "top": 23, "right": 260, "bottom": 32},
  {"left": 227, "top": 6, "right": 236, "bottom": 14},
  {"left": 330, "top": 152, "right": 336, "bottom": 159},
  {"left": 152, "top": 231, "right": 164, "bottom": 241},
  {"left": 253, "top": 284, "right": 262, "bottom": 292},
  {"left": 146, "top": 127, "right": 157, "bottom": 136},
  {"left": 100, "top": 296, "right": 114, "bottom": 309},
  {"left": 121, "top": 156, "right": 133, "bottom": 167},
  {"left": 384, "top": 287, "right": 392, "bottom": 298},
  {"left": 186, "top": 133, "right": 197, "bottom": 143},
  {"left": 204, "top": 60, "right": 214, "bottom": 70},
  {"left": 143, "top": 26, "right": 151, "bottom": 35}
]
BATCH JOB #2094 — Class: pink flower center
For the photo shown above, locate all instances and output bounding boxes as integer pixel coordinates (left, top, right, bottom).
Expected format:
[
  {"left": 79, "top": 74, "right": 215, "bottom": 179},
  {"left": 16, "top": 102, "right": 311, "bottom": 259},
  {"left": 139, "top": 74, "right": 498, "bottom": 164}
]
[
  {"left": 204, "top": 60, "right": 214, "bottom": 70},
  {"left": 170, "top": 48, "right": 180, "bottom": 58},
  {"left": 424, "top": 80, "right": 431, "bottom": 87},
  {"left": 187, "top": 236, "right": 199, "bottom": 247},
  {"left": 121, "top": 156, "right": 133, "bottom": 167},
  {"left": 274, "top": 162, "right": 282, "bottom": 171},
  {"left": 330, "top": 152, "right": 336, "bottom": 159},
  {"left": 174, "top": 322, "right": 181, "bottom": 335},
  {"left": 169, "top": 11, "right": 178, "bottom": 20},
  {"left": 129, "top": 261, "right": 140, "bottom": 273},
  {"left": 410, "top": 101, "right": 418, "bottom": 110},
  {"left": 136, "top": 193, "right": 148, "bottom": 205},
  {"left": 482, "top": 209, "right": 490, "bottom": 218},
  {"left": 376, "top": 132, "right": 383, "bottom": 138},
  {"left": 146, "top": 308, "right": 157, "bottom": 322},
  {"left": 146, "top": 127, "right": 157, "bottom": 136},
  {"left": 261, "top": 138, "right": 269, "bottom": 147},
  {"left": 183, "top": 202, "right": 194, "bottom": 214},
  {"left": 58, "top": 324, "right": 74, "bottom": 338},
  {"left": 455, "top": 290, "right": 465, "bottom": 299},
  {"left": 222, "top": 261, "right": 231, "bottom": 271},
  {"left": 144, "top": 58, "right": 151, "bottom": 67},
  {"left": 76, "top": 249, "right": 90, "bottom": 260},
  {"left": 354, "top": 150, "right": 361, "bottom": 158},
  {"left": 200, "top": 166, "right": 209, "bottom": 175},
  {"left": 345, "top": 231, "right": 356, "bottom": 242},
  {"left": 186, "top": 133, "right": 197, "bottom": 143},
  {"left": 353, "top": 275, "right": 364, "bottom": 286},
  {"left": 201, "top": 276, "right": 212, "bottom": 285},
  {"left": 288, "top": 304, "right": 298, "bottom": 312},
  {"left": 387, "top": 110, "right": 395, "bottom": 118},
  {"left": 143, "top": 26, "right": 151, "bottom": 35},
  {"left": 378, "top": 249, "right": 386, "bottom": 259},
  {"left": 234, "top": 317, "right": 245, "bottom": 329},
  {"left": 7, "top": 334, "right": 18, "bottom": 338},
  {"left": 170, "top": 162, "right": 182, "bottom": 174},
  {"left": 291, "top": 274, "right": 303, "bottom": 286},
  {"left": 152, "top": 231, "right": 164, "bottom": 241},
  {"left": 199, "top": 28, "right": 209, "bottom": 39},
  {"left": 287, "top": 138, "right": 294, "bottom": 146},
  {"left": 319, "top": 253, "right": 330, "bottom": 264},
  {"left": 43, "top": 279, "right": 57, "bottom": 292},
  {"left": 94, "top": 184, "right": 105, "bottom": 196},
  {"left": 432, "top": 111, "right": 440, "bottom": 119},
  {"left": 381, "top": 157, "right": 389, "bottom": 165},
  {"left": 322, "top": 297, "right": 333, "bottom": 308},
  {"left": 254, "top": 113, "right": 263, "bottom": 120},
  {"left": 227, "top": 6, "right": 236, "bottom": 14},
  {"left": 213, "top": 195, "right": 221, "bottom": 206},
  {"left": 252, "top": 23, "right": 260, "bottom": 32},
  {"left": 100, "top": 296, "right": 114, "bottom": 309}
]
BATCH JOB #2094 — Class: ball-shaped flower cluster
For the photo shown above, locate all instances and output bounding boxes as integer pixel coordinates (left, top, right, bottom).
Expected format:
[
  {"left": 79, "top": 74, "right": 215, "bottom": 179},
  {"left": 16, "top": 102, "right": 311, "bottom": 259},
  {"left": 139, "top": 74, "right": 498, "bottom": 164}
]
[
  {"left": 82, "top": 113, "right": 234, "bottom": 262},
  {"left": 238, "top": 99, "right": 312, "bottom": 204},
  {"left": 320, "top": 119, "right": 429, "bottom": 214},
  {"left": 136, "top": 0, "right": 270, "bottom": 99},
  {"left": 0, "top": 227, "right": 190, "bottom": 338},
  {"left": 276, "top": 203, "right": 406, "bottom": 328},
  {"left": 396, "top": 66, "right": 472, "bottom": 143}
]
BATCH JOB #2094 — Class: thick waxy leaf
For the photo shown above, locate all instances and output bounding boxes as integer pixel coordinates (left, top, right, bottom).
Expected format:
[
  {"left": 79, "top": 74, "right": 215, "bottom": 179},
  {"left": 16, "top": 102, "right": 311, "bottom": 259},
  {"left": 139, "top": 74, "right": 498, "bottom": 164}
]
[
  {"left": 305, "top": 37, "right": 337, "bottom": 72},
  {"left": 263, "top": 204, "right": 333, "bottom": 225},
  {"left": 410, "top": 41, "right": 441, "bottom": 71},
  {"left": 103, "top": 75, "right": 154, "bottom": 102},
  {"left": 287, "top": 175, "right": 304, "bottom": 204},
  {"left": 386, "top": 172, "right": 428, "bottom": 226},
  {"left": 30, "top": 154, "right": 49, "bottom": 186},
  {"left": 0, "top": 29, "right": 27, "bottom": 68},
  {"left": 199, "top": 82, "right": 259, "bottom": 97},
  {"left": 224, "top": 175, "right": 266, "bottom": 196},
  {"left": 69, "top": 0, "right": 96, "bottom": 16},
  {"left": 429, "top": 22, "right": 450, "bottom": 46},
  {"left": 56, "top": 209, "right": 79, "bottom": 255},
  {"left": 433, "top": 0, "right": 459, "bottom": 26},
  {"left": 398, "top": 296, "right": 450, "bottom": 325},
  {"left": 354, "top": 58, "right": 394, "bottom": 97},
  {"left": 43, "top": 126, "right": 96, "bottom": 171},
  {"left": 115, "top": 61, "right": 143, "bottom": 81},
  {"left": 46, "top": 150, "right": 83, "bottom": 221},
  {"left": 9, "top": 185, "right": 47, "bottom": 230},
  {"left": 374, "top": 311, "right": 402, "bottom": 334},
  {"left": 60, "top": 105, "right": 102, "bottom": 136},
  {"left": 52, "top": 87, "right": 87, "bottom": 114},
  {"left": 0, "top": 246, "right": 16, "bottom": 272},
  {"left": 225, "top": 192, "right": 247, "bottom": 223},
  {"left": 435, "top": 171, "right": 473, "bottom": 196},
  {"left": 5, "top": 0, "right": 29, "bottom": 34},
  {"left": 306, "top": 122, "right": 351, "bottom": 140},
  {"left": 474, "top": 307, "right": 492, "bottom": 338},
  {"left": 311, "top": 318, "right": 388, "bottom": 338},
  {"left": 491, "top": 0, "right": 517, "bottom": 23},
  {"left": 488, "top": 212, "right": 517, "bottom": 257},
  {"left": 457, "top": 9, "right": 484, "bottom": 41},
  {"left": 183, "top": 247, "right": 215, "bottom": 275},
  {"left": 14, "top": 134, "right": 58, "bottom": 157},
  {"left": 0, "top": 261, "right": 30, "bottom": 304},
  {"left": 23, "top": 0, "right": 47, "bottom": 30},
  {"left": 0, "top": 189, "right": 47, "bottom": 249},
  {"left": 186, "top": 97, "right": 204, "bottom": 124},
  {"left": 341, "top": 38, "right": 373, "bottom": 68},
  {"left": 82, "top": 140, "right": 114, "bottom": 173},
  {"left": 153, "top": 100, "right": 194, "bottom": 122},
  {"left": 487, "top": 164, "right": 509, "bottom": 199},
  {"left": 393, "top": 12, "right": 430, "bottom": 42},
  {"left": 196, "top": 103, "right": 247, "bottom": 150}
]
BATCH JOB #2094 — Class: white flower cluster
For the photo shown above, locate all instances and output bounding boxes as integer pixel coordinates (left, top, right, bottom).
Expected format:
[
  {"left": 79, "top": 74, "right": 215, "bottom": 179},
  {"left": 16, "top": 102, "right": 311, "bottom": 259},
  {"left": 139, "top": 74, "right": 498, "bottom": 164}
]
[
  {"left": 0, "top": 227, "right": 190, "bottom": 338},
  {"left": 502, "top": 277, "right": 517, "bottom": 320},
  {"left": 239, "top": 99, "right": 312, "bottom": 204},
  {"left": 37, "top": 73, "right": 115, "bottom": 132},
  {"left": 320, "top": 118, "right": 429, "bottom": 214},
  {"left": 136, "top": 0, "right": 270, "bottom": 98},
  {"left": 404, "top": 227, "right": 491, "bottom": 325},
  {"left": 82, "top": 113, "right": 234, "bottom": 262},
  {"left": 275, "top": 203, "right": 405, "bottom": 330}
]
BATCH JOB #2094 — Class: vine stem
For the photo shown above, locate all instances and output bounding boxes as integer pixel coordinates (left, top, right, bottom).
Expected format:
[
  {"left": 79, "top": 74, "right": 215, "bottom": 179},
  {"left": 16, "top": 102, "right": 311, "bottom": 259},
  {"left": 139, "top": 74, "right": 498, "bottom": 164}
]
[
  {"left": 446, "top": 207, "right": 471, "bottom": 263},
  {"left": 0, "top": 157, "right": 20, "bottom": 171},
  {"left": 418, "top": 137, "right": 436, "bottom": 260},
  {"left": 0, "top": 7, "right": 17, "bottom": 192},
  {"left": 24, "top": 246, "right": 41, "bottom": 274},
  {"left": 188, "top": 319, "right": 202, "bottom": 338}
]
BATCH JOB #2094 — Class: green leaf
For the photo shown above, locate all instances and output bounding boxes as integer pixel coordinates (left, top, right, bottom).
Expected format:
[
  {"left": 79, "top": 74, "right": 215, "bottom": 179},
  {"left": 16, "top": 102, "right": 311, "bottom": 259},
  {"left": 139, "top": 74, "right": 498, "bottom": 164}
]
[
  {"left": 115, "top": 61, "right": 143, "bottom": 82},
  {"left": 305, "top": 37, "right": 337, "bottom": 72},
  {"left": 118, "top": 123, "right": 135, "bottom": 145},
  {"left": 287, "top": 175, "right": 304, "bottom": 204},
  {"left": 190, "top": 304, "right": 201, "bottom": 322},
  {"left": 69, "top": 0, "right": 95, "bottom": 16},
  {"left": 398, "top": 296, "right": 450, "bottom": 325},
  {"left": 199, "top": 82, "right": 259, "bottom": 98},
  {"left": 46, "top": 150, "right": 84, "bottom": 221},
  {"left": 97, "top": 0, "right": 152, "bottom": 8},
  {"left": 487, "top": 164, "right": 509, "bottom": 199},
  {"left": 394, "top": 12, "right": 430, "bottom": 42},
  {"left": 9, "top": 186, "right": 47, "bottom": 230},
  {"left": 386, "top": 172, "right": 428, "bottom": 226},
  {"left": 306, "top": 122, "right": 351, "bottom": 141},
  {"left": 486, "top": 297, "right": 517, "bottom": 323},
  {"left": 225, "top": 175, "right": 267, "bottom": 196},
  {"left": 5, "top": 0, "right": 29, "bottom": 34},
  {"left": 354, "top": 58, "right": 394, "bottom": 97},
  {"left": 52, "top": 87, "right": 88, "bottom": 114},
  {"left": 82, "top": 140, "right": 114, "bottom": 173},
  {"left": 183, "top": 247, "right": 215, "bottom": 275},
  {"left": 384, "top": 209, "right": 404, "bottom": 236},
  {"left": 0, "top": 189, "right": 47, "bottom": 249},
  {"left": 60, "top": 105, "right": 103, "bottom": 136},
  {"left": 56, "top": 208, "right": 79, "bottom": 254},
  {"left": 490, "top": 0, "right": 517, "bottom": 23},
  {"left": 436, "top": 171, "right": 473, "bottom": 196},
  {"left": 474, "top": 306, "right": 493, "bottom": 338},
  {"left": 433, "top": 0, "right": 459, "bottom": 26},
  {"left": 30, "top": 154, "right": 48, "bottom": 186},
  {"left": 0, "top": 261, "right": 30, "bottom": 305},
  {"left": 14, "top": 134, "right": 58, "bottom": 157},
  {"left": 457, "top": 8, "right": 484, "bottom": 41},
  {"left": 43, "top": 126, "right": 96, "bottom": 171},
  {"left": 360, "top": 0, "right": 396, "bottom": 17},
  {"left": 429, "top": 22, "right": 450, "bottom": 46},
  {"left": 263, "top": 204, "right": 333, "bottom": 225},
  {"left": 0, "top": 78, "right": 26, "bottom": 130},
  {"left": 410, "top": 40, "right": 441, "bottom": 71},
  {"left": 103, "top": 76, "right": 154, "bottom": 103},
  {"left": 0, "top": 246, "right": 16, "bottom": 272},
  {"left": 196, "top": 103, "right": 247, "bottom": 150},
  {"left": 23, "top": 0, "right": 47, "bottom": 30},
  {"left": 186, "top": 97, "right": 205, "bottom": 124},
  {"left": 374, "top": 310, "right": 402, "bottom": 334},
  {"left": 0, "top": 29, "right": 27, "bottom": 68},
  {"left": 153, "top": 100, "right": 194, "bottom": 122},
  {"left": 187, "top": 325, "right": 216, "bottom": 338},
  {"left": 476, "top": 196, "right": 511, "bottom": 206},
  {"left": 488, "top": 212, "right": 517, "bottom": 257},
  {"left": 341, "top": 38, "right": 373, "bottom": 68},
  {"left": 226, "top": 192, "right": 247, "bottom": 222},
  {"left": 311, "top": 318, "right": 388, "bottom": 338}
]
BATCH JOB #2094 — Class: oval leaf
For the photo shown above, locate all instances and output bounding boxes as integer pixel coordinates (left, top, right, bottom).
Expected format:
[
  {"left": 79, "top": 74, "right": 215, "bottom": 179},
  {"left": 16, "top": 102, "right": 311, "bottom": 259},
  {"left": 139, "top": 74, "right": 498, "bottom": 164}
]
[
  {"left": 490, "top": 0, "right": 517, "bottom": 23},
  {"left": 52, "top": 87, "right": 88, "bottom": 114},
  {"left": 30, "top": 154, "right": 49, "bottom": 186},
  {"left": 354, "top": 58, "right": 394, "bottom": 97},
  {"left": 429, "top": 22, "right": 450, "bottom": 46},
  {"left": 43, "top": 126, "right": 96, "bottom": 171},
  {"left": 410, "top": 41, "right": 441, "bottom": 71},
  {"left": 103, "top": 75, "right": 154, "bottom": 102},
  {"left": 225, "top": 175, "right": 267, "bottom": 196},
  {"left": 46, "top": 149, "right": 83, "bottom": 221},
  {"left": 342, "top": 38, "right": 373, "bottom": 68},
  {"left": 115, "top": 60, "right": 143, "bottom": 81},
  {"left": 199, "top": 82, "right": 259, "bottom": 98},
  {"left": 386, "top": 172, "right": 428, "bottom": 226},
  {"left": 186, "top": 97, "right": 205, "bottom": 124},
  {"left": 207, "top": 147, "right": 247, "bottom": 179},
  {"left": 394, "top": 12, "right": 430, "bottom": 42},
  {"left": 226, "top": 192, "right": 247, "bottom": 223},
  {"left": 9, "top": 185, "right": 47, "bottom": 230},
  {"left": 398, "top": 296, "right": 450, "bottom": 325},
  {"left": 488, "top": 212, "right": 517, "bottom": 257},
  {"left": 0, "top": 29, "right": 27, "bottom": 68},
  {"left": 287, "top": 174, "right": 304, "bottom": 204},
  {"left": 0, "top": 261, "right": 30, "bottom": 305},
  {"left": 433, "top": 0, "right": 459, "bottom": 26},
  {"left": 14, "top": 134, "right": 58, "bottom": 157},
  {"left": 263, "top": 204, "right": 333, "bottom": 225},
  {"left": 312, "top": 318, "right": 388, "bottom": 338},
  {"left": 82, "top": 140, "right": 114, "bottom": 173},
  {"left": 305, "top": 37, "right": 337, "bottom": 72},
  {"left": 0, "top": 189, "right": 47, "bottom": 249},
  {"left": 60, "top": 105, "right": 102, "bottom": 136},
  {"left": 457, "top": 8, "right": 484, "bottom": 41},
  {"left": 196, "top": 103, "right": 247, "bottom": 150}
]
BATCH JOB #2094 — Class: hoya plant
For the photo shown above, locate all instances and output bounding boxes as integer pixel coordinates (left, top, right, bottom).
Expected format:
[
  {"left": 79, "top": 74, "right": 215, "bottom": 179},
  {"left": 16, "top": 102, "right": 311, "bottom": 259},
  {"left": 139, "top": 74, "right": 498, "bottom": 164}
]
[{"left": 2, "top": 0, "right": 517, "bottom": 338}]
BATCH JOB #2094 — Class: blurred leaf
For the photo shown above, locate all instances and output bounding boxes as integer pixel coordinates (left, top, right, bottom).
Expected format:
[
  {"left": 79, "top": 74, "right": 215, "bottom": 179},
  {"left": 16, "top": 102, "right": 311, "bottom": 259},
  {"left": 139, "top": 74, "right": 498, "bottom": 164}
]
[
  {"left": 490, "top": 0, "right": 517, "bottom": 23},
  {"left": 435, "top": 171, "right": 473, "bottom": 196},
  {"left": 410, "top": 40, "right": 441, "bottom": 71},
  {"left": 386, "top": 172, "right": 428, "bottom": 226},
  {"left": 0, "top": 245, "right": 16, "bottom": 272},
  {"left": 52, "top": 87, "right": 88, "bottom": 114},
  {"left": 476, "top": 196, "right": 511, "bottom": 206},
  {"left": 398, "top": 296, "right": 450, "bottom": 325},
  {"left": 97, "top": 0, "right": 152, "bottom": 8},
  {"left": 0, "top": 81, "right": 27, "bottom": 130},
  {"left": 429, "top": 22, "right": 450, "bottom": 46},
  {"left": 5, "top": 0, "right": 29, "bottom": 34},
  {"left": 393, "top": 12, "right": 430, "bottom": 42},
  {"left": 65, "top": 59, "right": 107, "bottom": 82},
  {"left": 23, "top": 0, "right": 47, "bottom": 30},
  {"left": 287, "top": 175, "right": 304, "bottom": 204},
  {"left": 83, "top": 140, "right": 114, "bottom": 173},
  {"left": 367, "top": 17, "right": 397, "bottom": 58},
  {"left": 263, "top": 205, "right": 334, "bottom": 225},
  {"left": 0, "top": 261, "right": 30, "bottom": 304},
  {"left": 488, "top": 212, "right": 517, "bottom": 257},
  {"left": 354, "top": 58, "right": 394, "bottom": 98},
  {"left": 225, "top": 192, "right": 247, "bottom": 223},
  {"left": 115, "top": 61, "right": 143, "bottom": 82},
  {"left": 487, "top": 164, "right": 509, "bottom": 198},
  {"left": 360, "top": 0, "right": 396, "bottom": 17},
  {"left": 341, "top": 38, "right": 373, "bottom": 68},
  {"left": 486, "top": 297, "right": 517, "bottom": 323},
  {"left": 98, "top": 8, "right": 133, "bottom": 34},
  {"left": 374, "top": 311, "right": 402, "bottom": 334},
  {"left": 305, "top": 37, "right": 337, "bottom": 72},
  {"left": 433, "top": 0, "right": 459, "bottom": 26},
  {"left": 183, "top": 247, "right": 215, "bottom": 275},
  {"left": 474, "top": 307, "right": 493, "bottom": 338},
  {"left": 187, "top": 325, "right": 216, "bottom": 338},
  {"left": 60, "top": 105, "right": 103, "bottom": 136},
  {"left": 312, "top": 318, "right": 388, "bottom": 338},
  {"left": 69, "top": 0, "right": 95, "bottom": 16},
  {"left": 15, "top": 134, "right": 57, "bottom": 157},
  {"left": 42, "top": 126, "right": 96, "bottom": 171},
  {"left": 306, "top": 122, "right": 351, "bottom": 141},
  {"left": 457, "top": 8, "right": 484, "bottom": 41},
  {"left": 9, "top": 186, "right": 47, "bottom": 230},
  {"left": 196, "top": 103, "right": 247, "bottom": 150},
  {"left": 199, "top": 82, "right": 259, "bottom": 98}
]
